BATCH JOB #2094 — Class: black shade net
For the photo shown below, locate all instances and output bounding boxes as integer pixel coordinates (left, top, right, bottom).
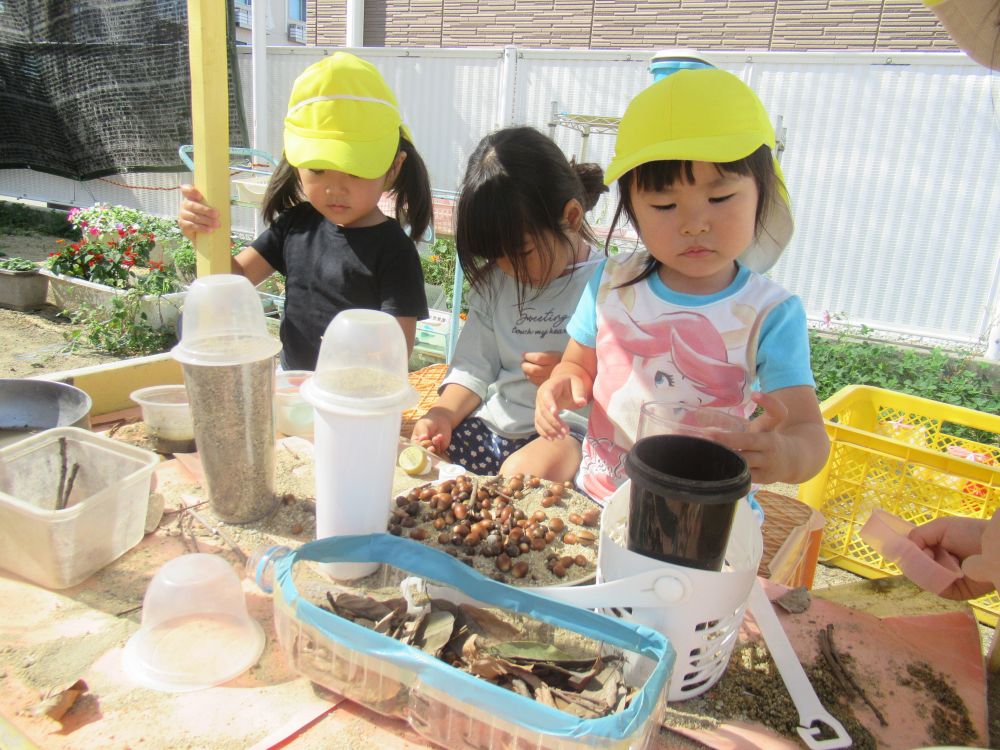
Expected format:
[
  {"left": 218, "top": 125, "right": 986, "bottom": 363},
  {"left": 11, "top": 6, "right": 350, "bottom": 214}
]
[{"left": 0, "top": 0, "right": 248, "bottom": 181}]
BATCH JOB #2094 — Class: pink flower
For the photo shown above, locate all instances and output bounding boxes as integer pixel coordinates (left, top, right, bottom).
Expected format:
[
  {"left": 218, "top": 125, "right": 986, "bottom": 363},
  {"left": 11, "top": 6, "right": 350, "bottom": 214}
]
[{"left": 89, "top": 227, "right": 99, "bottom": 236}]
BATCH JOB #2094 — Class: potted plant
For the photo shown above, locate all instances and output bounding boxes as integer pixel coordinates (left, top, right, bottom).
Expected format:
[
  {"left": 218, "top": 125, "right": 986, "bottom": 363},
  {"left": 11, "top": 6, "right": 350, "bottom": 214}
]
[
  {"left": 40, "top": 204, "right": 187, "bottom": 330},
  {"left": 0, "top": 256, "right": 48, "bottom": 311}
]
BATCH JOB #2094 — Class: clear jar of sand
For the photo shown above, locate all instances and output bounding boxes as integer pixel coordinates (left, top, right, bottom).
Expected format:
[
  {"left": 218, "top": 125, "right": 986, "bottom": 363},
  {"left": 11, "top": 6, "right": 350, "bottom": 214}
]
[{"left": 172, "top": 275, "right": 282, "bottom": 523}]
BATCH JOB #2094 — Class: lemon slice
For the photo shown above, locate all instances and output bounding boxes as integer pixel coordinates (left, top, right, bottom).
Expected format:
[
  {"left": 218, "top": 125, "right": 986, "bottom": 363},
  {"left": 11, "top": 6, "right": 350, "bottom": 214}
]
[{"left": 399, "top": 445, "right": 430, "bottom": 476}]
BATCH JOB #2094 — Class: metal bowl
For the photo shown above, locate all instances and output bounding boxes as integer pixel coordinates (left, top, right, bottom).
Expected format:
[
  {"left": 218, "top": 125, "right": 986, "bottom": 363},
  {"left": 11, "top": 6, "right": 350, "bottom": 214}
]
[{"left": 0, "top": 379, "right": 92, "bottom": 448}]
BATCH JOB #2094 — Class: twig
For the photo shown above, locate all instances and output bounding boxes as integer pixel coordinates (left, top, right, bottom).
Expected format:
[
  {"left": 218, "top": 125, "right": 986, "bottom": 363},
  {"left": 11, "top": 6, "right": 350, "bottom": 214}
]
[
  {"left": 115, "top": 604, "right": 143, "bottom": 617},
  {"left": 176, "top": 508, "right": 197, "bottom": 553},
  {"left": 106, "top": 420, "right": 127, "bottom": 438},
  {"left": 186, "top": 508, "right": 248, "bottom": 565},
  {"left": 57, "top": 463, "right": 80, "bottom": 510},
  {"left": 56, "top": 437, "right": 67, "bottom": 508},
  {"left": 819, "top": 624, "right": 888, "bottom": 726}
]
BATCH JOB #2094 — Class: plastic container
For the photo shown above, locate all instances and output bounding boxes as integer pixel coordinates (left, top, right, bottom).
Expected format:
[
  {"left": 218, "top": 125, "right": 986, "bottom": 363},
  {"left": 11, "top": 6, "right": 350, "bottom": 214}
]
[
  {"left": 129, "top": 384, "right": 196, "bottom": 453},
  {"left": 0, "top": 426, "right": 158, "bottom": 589},
  {"left": 648, "top": 49, "right": 714, "bottom": 81},
  {"left": 636, "top": 401, "right": 749, "bottom": 441},
  {"left": 274, "top": 370, "right": 314, "bottom": 437},
  {"left": 597, "top": 483, "right": 761, "bottom": 700},
  {"left": 0, "top": 379, "right": 91, "bottom": 449},
  {"left": 798, "top": 385, "right": 999, "bottom": 626},
  {"left": 172, "top": 275, "right": 282, "bottom": 524},
  {"left": 301, "top": 309, "right": 417, "bottom": 580},
  {"left": 123, "top": 553, "right": 265, "bottom": 692},
  {"left": 625, "top": 435, "right": 751, "bottom": 571},
  {"left": 271, "top": 534, "right": 673, "bottom": 750}
]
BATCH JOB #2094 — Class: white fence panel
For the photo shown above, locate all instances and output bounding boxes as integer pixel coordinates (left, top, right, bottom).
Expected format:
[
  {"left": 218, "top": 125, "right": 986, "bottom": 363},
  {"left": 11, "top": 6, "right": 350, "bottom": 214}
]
[{"left": 0, "top": 47, "right": 996, "bottom": 352}]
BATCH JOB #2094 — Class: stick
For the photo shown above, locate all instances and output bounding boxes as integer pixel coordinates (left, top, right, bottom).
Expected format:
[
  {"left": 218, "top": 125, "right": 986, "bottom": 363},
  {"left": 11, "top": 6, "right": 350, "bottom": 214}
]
[
  {"left": 56, "top": 437, "right": 67, "bottom": 508},
  {"left": 58, "top": 463, "right": 80, "bottom": 510},
  {"left": 186, "top": 507, "right": 248, "bottom": 565},
  {"left": 819, "top": 624, "right": 888, "bottom": 726}
]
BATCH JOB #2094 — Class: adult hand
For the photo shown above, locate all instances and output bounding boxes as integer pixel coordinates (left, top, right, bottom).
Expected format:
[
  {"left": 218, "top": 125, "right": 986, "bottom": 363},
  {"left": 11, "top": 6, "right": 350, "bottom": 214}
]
[
  {"left": 178, "top": 184, "right": 221, "bottom": 242},
  {"left": 908, "top": 516, "right": 996, "bottom": 600},
  {"left": 521, "top": 351, "right": 562, "bottom": 386}
]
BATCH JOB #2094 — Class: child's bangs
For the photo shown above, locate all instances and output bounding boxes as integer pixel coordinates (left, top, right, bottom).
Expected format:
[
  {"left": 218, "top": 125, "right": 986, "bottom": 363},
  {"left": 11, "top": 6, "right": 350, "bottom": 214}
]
[
  {"left": 630, "top": 152, "right": 762, "bottom": 193},
  {"left": 630, "top": 160, "right": 697, "bottom": 192}
]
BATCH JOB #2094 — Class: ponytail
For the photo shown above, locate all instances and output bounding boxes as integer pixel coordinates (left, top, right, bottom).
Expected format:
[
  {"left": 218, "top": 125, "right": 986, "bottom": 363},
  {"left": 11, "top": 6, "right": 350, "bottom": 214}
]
[
  {"left": 573, "top": 161, "right": 608, "bottom": 213},
  {"left": 389, "top": 134, "right": 432, "bottom": 242},
  {"left": 261, "top": 156, "right": 304, "bottom": 225}
]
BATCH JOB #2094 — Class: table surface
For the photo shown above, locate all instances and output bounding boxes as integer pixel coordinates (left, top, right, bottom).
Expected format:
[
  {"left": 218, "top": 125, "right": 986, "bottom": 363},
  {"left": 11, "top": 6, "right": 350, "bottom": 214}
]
[{"left": 0, "top": 432, "right": 990, "bottom": 750}]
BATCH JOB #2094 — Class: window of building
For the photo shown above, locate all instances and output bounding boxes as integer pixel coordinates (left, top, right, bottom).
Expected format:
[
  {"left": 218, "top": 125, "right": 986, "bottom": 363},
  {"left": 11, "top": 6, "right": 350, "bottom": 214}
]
[{"left": 288, "top": 0, "right": 305, "bottom": 22}]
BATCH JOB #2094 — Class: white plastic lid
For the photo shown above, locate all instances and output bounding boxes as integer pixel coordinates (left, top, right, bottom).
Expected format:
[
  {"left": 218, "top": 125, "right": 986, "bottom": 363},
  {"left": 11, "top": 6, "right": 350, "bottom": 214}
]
[
  {"left": 122, "top": 553, "right": 265, "bottom": 692},
  {"left": 171, "top": 275, "right": 282, "bottom": 366},
  {"left": 300, "top": 309, "right": 417, "bottom": 414}
]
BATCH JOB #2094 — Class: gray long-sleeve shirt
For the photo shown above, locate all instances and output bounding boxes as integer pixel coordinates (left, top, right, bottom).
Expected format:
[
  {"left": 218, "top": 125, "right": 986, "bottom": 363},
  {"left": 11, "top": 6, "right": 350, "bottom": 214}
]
[{"left": 441, "top": 252, "right": 601, "bottom": 438}]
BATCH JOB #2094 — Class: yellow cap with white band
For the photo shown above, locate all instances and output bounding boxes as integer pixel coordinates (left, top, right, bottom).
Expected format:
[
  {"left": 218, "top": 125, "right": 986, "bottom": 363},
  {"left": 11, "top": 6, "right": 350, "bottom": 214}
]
[
  {"left": 606, "top": 68, "right": 794, "bottom": 274},
  {"left": 283, "top": 52, "right": 413, "bottom": 178}
]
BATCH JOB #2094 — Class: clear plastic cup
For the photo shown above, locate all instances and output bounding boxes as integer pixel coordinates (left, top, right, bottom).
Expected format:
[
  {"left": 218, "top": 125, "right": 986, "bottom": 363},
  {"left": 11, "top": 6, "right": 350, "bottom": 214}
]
[
  {"left": 122, "top": 553, "right": 265, "bottom": 692},
  {"left": 274, "top": 370, "right": 314, "bottom": 437},
  {"left": 301, "top": 310, "right": 417, "bottom": 580},
  {"left": 172, "top": 275, "right": 282, "bottom": 523},
  {"left": 171, "top": 275, "right": 280, "bottom": 367},
  {"left": 130, "top": 385, "right": 196, "bottom": 454},
  {"left": 637, "top": 401, "right": 749, "bottom": 442}
]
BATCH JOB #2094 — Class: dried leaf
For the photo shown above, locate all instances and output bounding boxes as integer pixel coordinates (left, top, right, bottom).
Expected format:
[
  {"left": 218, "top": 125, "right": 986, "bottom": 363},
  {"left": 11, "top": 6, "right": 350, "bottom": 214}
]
[
  {"left": 491, "top": 640, "right": 576, "bottom": 663},
  {"left": 510, "top": 677, "right": 532, "bottom": 698},
  {"left": 401, "top": 611, "right": 429, "bottom": 646},
  {"left": 373, "top": 610, "right": 396, "bottom": 634},
  {"left": 458, "top": 604, "right": 521, "bottom": 640},
  {"left": 469, "top": 657, "right": 508, "bottom": 680},
  {"left": 417, "top": 611, "right": 455, "bottom": 657},
  {"left": 533, "top": 679, "right": 557, "bottom": 708},
  {"left": 462, "top": 633, "right": 481, "bottom": 662},
  {"left": 333, "top": 593, "right": 407, "bottom": 622},
  {"left": 534, "top": 655, "right": 605, "bottom": 691},
  {"left": 550, "top": 687, "right": 606, "bottom": 718},
  {"left": 26, "top": 679, "right": 88, "bottom": 721}
]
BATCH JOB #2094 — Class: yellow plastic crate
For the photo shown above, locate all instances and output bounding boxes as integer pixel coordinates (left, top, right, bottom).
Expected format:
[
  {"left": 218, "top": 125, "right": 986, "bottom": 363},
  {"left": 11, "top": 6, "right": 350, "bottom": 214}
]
[{"left": 799, "top": 385, "right": 1000, "bottom": 626}]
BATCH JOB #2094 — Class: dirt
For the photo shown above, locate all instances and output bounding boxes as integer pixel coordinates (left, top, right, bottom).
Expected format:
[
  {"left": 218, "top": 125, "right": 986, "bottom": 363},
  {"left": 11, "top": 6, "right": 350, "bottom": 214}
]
[{"left": 0, "top": 232, "right": 118, "bottom": 378}]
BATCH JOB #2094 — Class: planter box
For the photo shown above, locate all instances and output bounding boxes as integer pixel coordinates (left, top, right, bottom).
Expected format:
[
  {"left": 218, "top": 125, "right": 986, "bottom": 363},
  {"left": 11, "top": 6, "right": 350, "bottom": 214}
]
[
  {"left": 0, "top": 268, "right": 49, "bottom": 311},
  {"left": 40, "top": 269, "right": 185, "bottom": 331}
]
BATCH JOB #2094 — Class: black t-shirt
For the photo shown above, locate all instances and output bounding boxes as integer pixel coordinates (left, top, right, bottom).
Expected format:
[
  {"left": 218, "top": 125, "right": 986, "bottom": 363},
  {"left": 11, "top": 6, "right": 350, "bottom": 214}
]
[{"left": 253, "top": 203, "right": 428, "bottom": 370}]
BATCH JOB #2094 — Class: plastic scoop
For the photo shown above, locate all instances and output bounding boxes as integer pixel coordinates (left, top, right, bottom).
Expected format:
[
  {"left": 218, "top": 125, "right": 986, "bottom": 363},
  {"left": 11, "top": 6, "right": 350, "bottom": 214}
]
[{"left": 747, "top": 581, "right": 852, "bottom": 749}]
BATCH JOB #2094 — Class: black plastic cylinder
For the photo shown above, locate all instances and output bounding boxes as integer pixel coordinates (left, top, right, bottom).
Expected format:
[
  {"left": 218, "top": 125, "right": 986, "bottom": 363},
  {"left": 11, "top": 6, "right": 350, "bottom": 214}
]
[{"left": 625, "top": 434, "right": 751, "bottom": 571}]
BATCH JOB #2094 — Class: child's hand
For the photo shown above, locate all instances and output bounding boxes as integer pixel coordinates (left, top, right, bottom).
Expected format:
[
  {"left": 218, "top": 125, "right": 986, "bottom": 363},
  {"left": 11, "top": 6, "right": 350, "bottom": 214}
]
[
  {"left": 411, "top": 408, "right": 453, "bottom": 455},
  {"left": 534, "top": 374, "right": 588, "bottom": 439},
  {"left": 709, "top": 389, "right": 829, "bottom": 485},
  {"left": 178, "top": 184, "right": 221, "bottom": 242},
  {"left": 521, "top": 351, "right": 562, "bottom": 386}
]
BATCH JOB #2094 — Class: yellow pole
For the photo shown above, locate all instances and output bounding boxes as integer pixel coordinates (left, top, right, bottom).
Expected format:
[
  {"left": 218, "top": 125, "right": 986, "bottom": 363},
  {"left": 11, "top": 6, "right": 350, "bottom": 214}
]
[{"left": 187, "top": 0, "right": 232, "bottom": 277}]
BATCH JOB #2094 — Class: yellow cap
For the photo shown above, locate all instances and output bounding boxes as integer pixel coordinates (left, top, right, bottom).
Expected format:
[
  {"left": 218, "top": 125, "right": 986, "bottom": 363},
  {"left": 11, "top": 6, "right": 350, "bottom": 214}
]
[
  {"left": 283, "top": 52, "right": 413, "bottom": 178},
  {"left": 606, "top": 68, "right": 793, "bottom": 273}
]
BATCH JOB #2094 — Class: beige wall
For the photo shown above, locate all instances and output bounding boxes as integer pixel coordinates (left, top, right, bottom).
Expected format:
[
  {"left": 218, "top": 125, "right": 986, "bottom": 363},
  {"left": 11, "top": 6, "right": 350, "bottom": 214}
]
[{"left": 306, "top": 0, "right": 958, "bottom": 52}]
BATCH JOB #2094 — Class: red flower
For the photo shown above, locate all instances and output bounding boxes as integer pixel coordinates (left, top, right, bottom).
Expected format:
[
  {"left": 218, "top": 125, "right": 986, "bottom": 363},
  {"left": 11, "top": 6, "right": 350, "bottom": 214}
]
[{"left": 148, "top": 260, "right": 165, "bottom": 271}]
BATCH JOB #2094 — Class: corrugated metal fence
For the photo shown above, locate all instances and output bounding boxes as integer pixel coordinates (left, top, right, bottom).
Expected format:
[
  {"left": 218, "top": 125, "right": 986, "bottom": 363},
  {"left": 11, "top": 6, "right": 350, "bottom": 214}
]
[{"left": 1, "top": 47, "right": 997, "bottom": 354}]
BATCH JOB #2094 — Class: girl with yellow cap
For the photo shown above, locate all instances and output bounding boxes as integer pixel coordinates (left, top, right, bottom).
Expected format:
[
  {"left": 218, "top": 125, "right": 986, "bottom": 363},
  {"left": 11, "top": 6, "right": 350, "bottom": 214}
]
[
  {"left": 411, "top": 127, "right": 607, "bottom": 481},
  {"left": 179, "top": 52, "right": 432, "bottom": 371},
  {"left": 535, "top": 68, "right": 829, "bottom": 503}
]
